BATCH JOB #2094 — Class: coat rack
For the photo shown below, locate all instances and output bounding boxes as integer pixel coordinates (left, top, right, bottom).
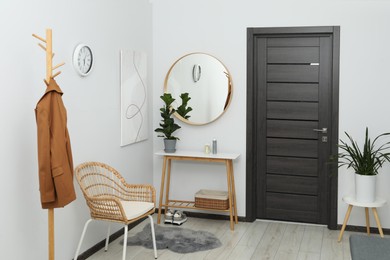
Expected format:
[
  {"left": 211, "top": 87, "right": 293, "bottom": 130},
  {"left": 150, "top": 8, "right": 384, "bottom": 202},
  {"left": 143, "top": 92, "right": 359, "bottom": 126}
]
[{"left": 32, "top": 28, "right": 65, "bottom": 260}]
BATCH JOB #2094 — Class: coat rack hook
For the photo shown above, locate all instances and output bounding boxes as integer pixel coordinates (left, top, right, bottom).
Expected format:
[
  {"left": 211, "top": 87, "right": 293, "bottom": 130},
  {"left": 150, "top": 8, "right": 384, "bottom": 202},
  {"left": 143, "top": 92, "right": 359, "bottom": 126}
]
[
  {"left": 52, "top": 71, "right": 62, "bottom": 78},
  {"left": 38, "top": 43, "right": 47, "bottom": 51},
  {"left": 52, "top": 62, "right": 65, "bottom": 71},
  {"left": 32, "top": 33, "right": 46, "bottom": 43}
]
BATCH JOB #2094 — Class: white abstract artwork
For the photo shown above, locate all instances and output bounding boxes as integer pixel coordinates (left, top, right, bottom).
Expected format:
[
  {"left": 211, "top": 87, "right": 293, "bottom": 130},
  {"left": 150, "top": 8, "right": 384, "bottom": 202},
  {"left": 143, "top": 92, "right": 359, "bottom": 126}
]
[{"left": 120, "top": 50, "right": 148, "bottom": 146}]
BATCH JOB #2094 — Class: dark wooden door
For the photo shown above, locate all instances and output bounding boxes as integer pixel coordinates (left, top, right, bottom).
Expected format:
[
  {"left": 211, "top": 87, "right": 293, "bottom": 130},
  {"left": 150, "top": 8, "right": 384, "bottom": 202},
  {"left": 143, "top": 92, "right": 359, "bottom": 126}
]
[{"left": 246, "top": 27, "right": 340, "bottom": 227}]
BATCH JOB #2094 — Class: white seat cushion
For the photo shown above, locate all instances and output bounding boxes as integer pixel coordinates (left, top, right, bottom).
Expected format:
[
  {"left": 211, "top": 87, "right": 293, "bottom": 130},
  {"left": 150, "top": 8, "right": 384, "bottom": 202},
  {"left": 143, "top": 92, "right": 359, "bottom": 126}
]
[{"left": 120, "top": 201, "right": 154, "bottom": 220}]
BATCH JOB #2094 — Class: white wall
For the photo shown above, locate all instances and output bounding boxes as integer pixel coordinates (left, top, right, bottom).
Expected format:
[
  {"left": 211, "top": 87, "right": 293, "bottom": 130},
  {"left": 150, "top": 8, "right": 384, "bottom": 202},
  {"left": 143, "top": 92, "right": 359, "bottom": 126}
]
[
  {"left": 0, "top": 0, "right": 152, "bottom": 259},
  {"left": 152, "top": 0, "right": 390, "bottom": 228}
]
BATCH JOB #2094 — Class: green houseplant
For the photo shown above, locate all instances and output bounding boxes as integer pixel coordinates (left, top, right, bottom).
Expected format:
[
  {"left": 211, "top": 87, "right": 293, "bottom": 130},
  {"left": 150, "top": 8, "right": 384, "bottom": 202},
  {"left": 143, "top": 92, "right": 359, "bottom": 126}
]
[
  {"left": 176, "top": 93, "right": 192, "bottom": 120},
  {"left": 336, "top": 127, "right": 390, "bottom": 202},
  {"left": 155, "top": 93, "right": 192, "bottom": 153}
]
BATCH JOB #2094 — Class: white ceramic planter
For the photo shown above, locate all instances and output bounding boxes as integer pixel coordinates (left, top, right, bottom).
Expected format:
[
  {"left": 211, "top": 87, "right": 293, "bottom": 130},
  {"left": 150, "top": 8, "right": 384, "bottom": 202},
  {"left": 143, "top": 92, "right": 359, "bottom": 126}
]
[{"left": 355, "top": 174, "right": 376, "bottom": 203}]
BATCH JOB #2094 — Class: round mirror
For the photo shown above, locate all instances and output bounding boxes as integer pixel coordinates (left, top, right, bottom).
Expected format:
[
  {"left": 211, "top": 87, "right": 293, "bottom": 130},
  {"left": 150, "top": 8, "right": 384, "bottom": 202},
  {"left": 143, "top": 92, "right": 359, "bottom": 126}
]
[{"left": 164, "top": 53, "right": 233, "bottom": 125}]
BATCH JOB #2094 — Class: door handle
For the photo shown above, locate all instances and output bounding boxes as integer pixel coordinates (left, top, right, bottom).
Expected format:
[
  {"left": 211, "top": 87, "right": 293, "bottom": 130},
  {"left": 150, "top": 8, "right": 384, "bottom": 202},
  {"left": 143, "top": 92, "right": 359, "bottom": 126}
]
[{"left": 313, "top": 128, "right": 327, "bottom": 134}]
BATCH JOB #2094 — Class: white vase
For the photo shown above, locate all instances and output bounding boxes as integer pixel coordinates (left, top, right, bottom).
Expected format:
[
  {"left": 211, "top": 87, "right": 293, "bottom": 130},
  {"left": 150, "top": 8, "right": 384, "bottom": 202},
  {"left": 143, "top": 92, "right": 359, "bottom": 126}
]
[{"left": 355, "top": 174, "right": 376, "bottom": 203}]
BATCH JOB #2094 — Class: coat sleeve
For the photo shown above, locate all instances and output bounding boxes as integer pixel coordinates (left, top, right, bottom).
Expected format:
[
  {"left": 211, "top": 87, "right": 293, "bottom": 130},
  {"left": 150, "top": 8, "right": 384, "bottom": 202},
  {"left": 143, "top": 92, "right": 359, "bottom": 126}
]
[
  {"left": 65, "top": 128, "right": 74, "bottom": 175},
  {"left": 36, "top": 105, "right": 56, "bottom": 203}
]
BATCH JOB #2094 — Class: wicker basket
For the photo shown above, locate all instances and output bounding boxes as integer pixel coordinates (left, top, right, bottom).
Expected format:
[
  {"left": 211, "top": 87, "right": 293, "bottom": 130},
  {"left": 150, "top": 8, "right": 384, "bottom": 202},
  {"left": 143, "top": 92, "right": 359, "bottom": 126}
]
[{"left": 195, "top": 189, "right": 229, "bottom": 210}]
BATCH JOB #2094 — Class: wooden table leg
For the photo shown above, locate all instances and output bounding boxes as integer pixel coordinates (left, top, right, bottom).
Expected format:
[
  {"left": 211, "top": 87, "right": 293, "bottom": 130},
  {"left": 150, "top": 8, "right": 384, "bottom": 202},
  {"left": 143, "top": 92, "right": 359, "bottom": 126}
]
[
  {"left": 372, "top": 208, "right": 384, "bottom": 238},
  {"left": 226, "top": 160, "right": 234, "bottom": 231},
  {"left": 338, "top": 204, "right": 353, "bottom": 242},
  {"left": 157, "top": 157, "right": 167, "bottom": 224},
  {"left": 365, "top": 207, "right": 370, "bottom": 235},
  {"left": 164, "top": 159, "right": 172, "bottom": 214},
  {"left": 229, "top": 160, "right": 238, "bottom": 224}
]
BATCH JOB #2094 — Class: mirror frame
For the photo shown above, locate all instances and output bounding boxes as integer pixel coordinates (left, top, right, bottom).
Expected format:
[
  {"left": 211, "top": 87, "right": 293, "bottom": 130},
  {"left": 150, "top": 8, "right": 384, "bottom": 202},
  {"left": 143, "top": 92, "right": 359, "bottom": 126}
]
[{"left": 164, "top": 52, "right": 233, "bottom": 126}]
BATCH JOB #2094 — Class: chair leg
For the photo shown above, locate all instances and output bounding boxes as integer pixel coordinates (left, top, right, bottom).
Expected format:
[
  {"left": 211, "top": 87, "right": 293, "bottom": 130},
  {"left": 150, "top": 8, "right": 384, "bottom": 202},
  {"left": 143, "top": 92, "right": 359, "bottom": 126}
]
[
  {"left": 74, "top": 219, "right": 93, "bottom": 260},
  {"left": 149, "top": 215, "right": 158, "bottom": 259},
  {"left": 105, "top": 223, "right": 111, "bottom": 251},
  {"left": 122, "top": 224, "right": 128, "bottom": 260}
]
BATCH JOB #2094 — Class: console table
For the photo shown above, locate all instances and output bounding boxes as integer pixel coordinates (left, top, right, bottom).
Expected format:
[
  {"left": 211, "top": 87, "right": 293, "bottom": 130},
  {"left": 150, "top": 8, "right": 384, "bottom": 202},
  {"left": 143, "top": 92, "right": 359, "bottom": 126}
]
[{"left": 155, "top": 151, "right": 240, "bottom": 230}]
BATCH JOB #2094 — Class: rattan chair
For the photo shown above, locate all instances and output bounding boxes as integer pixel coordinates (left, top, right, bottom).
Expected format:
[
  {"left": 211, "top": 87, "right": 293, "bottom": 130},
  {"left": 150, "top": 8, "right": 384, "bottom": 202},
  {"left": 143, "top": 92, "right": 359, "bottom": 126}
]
[{"left": 74, "top": 162, "right": 157, "bottom": 260}]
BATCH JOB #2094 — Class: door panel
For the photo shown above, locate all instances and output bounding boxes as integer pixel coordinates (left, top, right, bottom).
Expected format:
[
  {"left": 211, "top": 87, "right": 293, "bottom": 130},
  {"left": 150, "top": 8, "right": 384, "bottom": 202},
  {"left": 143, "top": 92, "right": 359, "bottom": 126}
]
[
  {"left": 267, "top": 156, "right": 318, "bottom": 177},
  {"left": 267, "top": 83, "right": 319, "bottom": 101},
  {"left": 266, "top": 208, "right": 318, "bottom": 223},
  {"left": 267, "top": 174, "right": 318, "bottom": 195},
  {"left": 266, "top": 193, "right": 318, "bottom": 212},
  {"left": 267, "top": 47, "right": 319, "bottom": 64},
  {"left": 267, "top": 120, "right": 318, "bottom": 139},
  {"left": 267, "top": 101, "right": 318, "bottom": 120},
  {"left": 267, "top": 65, "right": 319, "bottom": 82},
  {"left": 267, "top": 37, "right": 320, "bottom": 47},
  {"left": 267, "top": 138, "right": 318, "bottom": 158}
]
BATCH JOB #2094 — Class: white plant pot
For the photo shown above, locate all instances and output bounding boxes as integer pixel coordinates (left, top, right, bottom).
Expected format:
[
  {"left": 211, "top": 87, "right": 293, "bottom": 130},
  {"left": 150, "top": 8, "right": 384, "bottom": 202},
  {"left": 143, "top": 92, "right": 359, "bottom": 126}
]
[{"left": 355, "top": 174, "right": 376, "bottom": 203}]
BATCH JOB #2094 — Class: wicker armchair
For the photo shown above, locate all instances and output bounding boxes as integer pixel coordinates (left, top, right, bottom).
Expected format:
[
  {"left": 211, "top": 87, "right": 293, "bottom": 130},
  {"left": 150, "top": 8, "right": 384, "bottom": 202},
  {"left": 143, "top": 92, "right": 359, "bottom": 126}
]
[{"left": 74, "top": 162, "right": 157, "bottom": 260}]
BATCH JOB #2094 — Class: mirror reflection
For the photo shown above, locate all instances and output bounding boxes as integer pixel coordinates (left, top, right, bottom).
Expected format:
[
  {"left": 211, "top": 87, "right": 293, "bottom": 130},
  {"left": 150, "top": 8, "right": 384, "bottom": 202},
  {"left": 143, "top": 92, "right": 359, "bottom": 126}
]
[{"left": 164, "top": 53, "right": 233, "bottom": 125}]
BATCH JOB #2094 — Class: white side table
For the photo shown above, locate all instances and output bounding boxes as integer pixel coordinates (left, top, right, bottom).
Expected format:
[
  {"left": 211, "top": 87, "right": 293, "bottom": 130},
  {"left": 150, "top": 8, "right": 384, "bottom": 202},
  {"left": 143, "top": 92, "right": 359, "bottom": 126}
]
[{"left": 338, "top": 196, "right": 387, "bottom": 242}]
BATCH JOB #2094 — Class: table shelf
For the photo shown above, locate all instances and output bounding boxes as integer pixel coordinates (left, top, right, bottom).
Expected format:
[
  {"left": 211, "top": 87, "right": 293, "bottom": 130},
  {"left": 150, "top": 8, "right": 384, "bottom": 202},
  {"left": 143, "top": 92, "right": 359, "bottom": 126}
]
[{"left": 163, "top": 199, "right": 230, "bottom": 212}]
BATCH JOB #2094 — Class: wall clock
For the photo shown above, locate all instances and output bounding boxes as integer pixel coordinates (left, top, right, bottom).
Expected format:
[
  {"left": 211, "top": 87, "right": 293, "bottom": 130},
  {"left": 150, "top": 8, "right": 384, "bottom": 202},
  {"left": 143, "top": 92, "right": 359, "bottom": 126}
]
[{"left": 73, "top": 44, "right": 93, "bottom": 76}]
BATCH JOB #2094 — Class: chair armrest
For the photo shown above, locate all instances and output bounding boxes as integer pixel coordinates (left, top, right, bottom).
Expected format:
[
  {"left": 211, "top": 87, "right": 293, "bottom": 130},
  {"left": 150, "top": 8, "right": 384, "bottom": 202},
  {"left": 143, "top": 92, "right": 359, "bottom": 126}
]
[
  {"left": 116, "top": 183, "right": 156, "bottom": 205},
  {"left": 85, "top": 196, "right": 128, "bottom": 222}
]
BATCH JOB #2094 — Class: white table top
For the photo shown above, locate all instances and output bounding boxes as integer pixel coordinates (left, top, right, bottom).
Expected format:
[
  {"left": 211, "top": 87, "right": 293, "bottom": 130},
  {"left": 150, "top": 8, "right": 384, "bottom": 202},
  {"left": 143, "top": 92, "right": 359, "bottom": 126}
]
[
  {"left": 343, "top": 196, "right": 387, "bottom": 208},
  {"left": 155, "top": 150, "right": 240, "bottom": 160}
]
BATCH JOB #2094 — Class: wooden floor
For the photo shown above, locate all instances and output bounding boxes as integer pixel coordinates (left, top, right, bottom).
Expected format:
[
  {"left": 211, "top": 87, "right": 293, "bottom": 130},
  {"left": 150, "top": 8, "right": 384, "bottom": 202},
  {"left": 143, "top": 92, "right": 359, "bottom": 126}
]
[{"left": 87, "top": 216, "right": 371, "bottom": 260}]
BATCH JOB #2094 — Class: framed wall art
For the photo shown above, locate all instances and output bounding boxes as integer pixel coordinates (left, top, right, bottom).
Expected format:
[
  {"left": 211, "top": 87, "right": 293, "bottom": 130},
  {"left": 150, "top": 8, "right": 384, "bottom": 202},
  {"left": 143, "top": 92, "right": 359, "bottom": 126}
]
[{"left": 120, "top": 50, "right": 148, "bottom": 146}]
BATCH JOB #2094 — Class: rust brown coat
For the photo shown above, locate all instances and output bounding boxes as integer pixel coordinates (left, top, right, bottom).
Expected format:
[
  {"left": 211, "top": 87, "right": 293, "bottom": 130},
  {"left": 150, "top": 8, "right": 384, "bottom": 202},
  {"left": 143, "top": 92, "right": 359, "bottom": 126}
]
[{"left": 35, "top": 78, "right": 76, "bottom": 209}]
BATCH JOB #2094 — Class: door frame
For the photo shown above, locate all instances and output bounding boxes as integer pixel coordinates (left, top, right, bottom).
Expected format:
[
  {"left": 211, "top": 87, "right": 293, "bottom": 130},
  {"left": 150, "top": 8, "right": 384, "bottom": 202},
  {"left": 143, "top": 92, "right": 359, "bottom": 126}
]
[{"left": 246, "top": 26, "right": 340, "bottom": 229}]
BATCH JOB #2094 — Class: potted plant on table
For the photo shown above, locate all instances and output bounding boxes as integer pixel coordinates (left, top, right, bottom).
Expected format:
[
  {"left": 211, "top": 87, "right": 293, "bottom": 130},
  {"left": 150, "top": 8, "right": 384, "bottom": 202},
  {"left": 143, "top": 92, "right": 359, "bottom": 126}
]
[
  {"left": 336, "top": 127, "right": 390, "bottom": 202},
  {"left": 155, "top": 93, "right": 192, "bottom": 153}
]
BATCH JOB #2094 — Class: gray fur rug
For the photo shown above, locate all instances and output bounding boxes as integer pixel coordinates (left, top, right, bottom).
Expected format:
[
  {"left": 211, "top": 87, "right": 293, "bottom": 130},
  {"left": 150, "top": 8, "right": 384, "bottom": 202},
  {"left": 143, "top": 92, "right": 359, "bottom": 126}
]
[{"left": 122, "top": 223, "right": 222, "bottom": 254}]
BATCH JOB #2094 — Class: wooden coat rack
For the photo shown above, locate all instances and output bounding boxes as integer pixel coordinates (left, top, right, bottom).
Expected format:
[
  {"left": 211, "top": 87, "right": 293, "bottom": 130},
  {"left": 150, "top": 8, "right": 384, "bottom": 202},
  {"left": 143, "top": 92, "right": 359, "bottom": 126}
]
[{"left": 32, "top": 28, "right": 65, "bottom": 260}]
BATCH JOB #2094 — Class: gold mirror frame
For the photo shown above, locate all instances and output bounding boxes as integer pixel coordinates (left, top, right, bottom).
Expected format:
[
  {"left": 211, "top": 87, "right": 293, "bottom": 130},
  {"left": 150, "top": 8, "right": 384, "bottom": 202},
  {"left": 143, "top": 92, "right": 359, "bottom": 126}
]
[{"left": 164, "top": 52, "right": 233, "bottom": 125}]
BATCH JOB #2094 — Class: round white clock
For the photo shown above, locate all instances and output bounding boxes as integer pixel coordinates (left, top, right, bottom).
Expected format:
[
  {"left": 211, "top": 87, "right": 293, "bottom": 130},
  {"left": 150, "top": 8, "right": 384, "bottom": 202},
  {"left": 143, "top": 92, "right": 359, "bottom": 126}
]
[{"left": 73, "top": 44, "right": 93, "bottom": 76}]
